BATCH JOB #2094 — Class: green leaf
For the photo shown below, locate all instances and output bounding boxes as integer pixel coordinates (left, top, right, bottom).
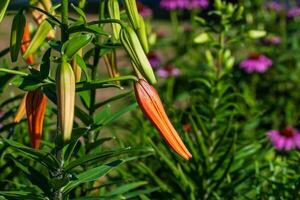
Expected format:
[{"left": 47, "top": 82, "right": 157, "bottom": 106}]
[
  {"left": 97, "top": 103, "right": 138, "bottom": 126},
  {"left": 63, "top": 160, "right": 124, "bottom": 194},
  {"left": 94, "top": 91, "right": 132, "bottom": 110},
  {"left": 0, "top": 0, "right": 10, "bottom": 24},
  {"left": 75, "top": 54, "right": 90, "bottom": 81},
  {"left": 10, "top": 10, "right": 26, "bottom": 62},
  {"left": 62, "top": 33, "right": 93, "bottom": 59},
  {"left": 0, "top": 191, "right": 45, "bottom": 200},
  {"left": 40, "top": 48, "right": 51, "bottom": 79},
  {"left": 7, "top": 155, "right": 51, "bottom": 195},
  {"left": 48, "top": 39, "right": 62, "bottom": 52},
  {"left": 65, "top": 148, "right": 130, "bottom": 171},
  {"left": 11, "top": 76, "right": 50, "bottom": 91},
  {"left": 3, "top": 139, "right": 59, "bottom": 170},
  {"left": 71, "top": 3, "right": 87, "bottom": 22},
  {"left": 104, "top": 181, "right": 148, "bottom": 197}
]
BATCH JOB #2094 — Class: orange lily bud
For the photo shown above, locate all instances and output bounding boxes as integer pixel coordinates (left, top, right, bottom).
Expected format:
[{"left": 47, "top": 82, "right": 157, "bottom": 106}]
[
  {"left": 13, "top": 94, "right": 27, "bottom": 123},
  {"left": 26, "top": 90, "right": 47, "bottom": 149},
  {"left": 134, "top": 79, "right": 192, "bottom": 160},
  {"left": 21, "top": 22, "right": 34, "bottom": 65}
]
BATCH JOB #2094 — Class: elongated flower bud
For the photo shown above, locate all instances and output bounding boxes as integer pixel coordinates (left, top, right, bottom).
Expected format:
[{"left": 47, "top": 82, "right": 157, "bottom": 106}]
[
  {"left": 31, "top": 1, "right": 55, "bottom": 39},
  {"left": 56, "top": 62, "right": 75, "bottom": 141},
  {"left": 136, "top": 15, "right": 149, "bottom": 53},
  {"left": 104, "top": 50, "right": 120, "bottom": 85},
  {"left": 120, "top": 26, "right": 156, "bottom": 84},
  {"left": 134, "top": 79, "right": 192, "bottom": 160},
  {"left": 108, "top": 0, "right": 121, "bottom": 41},
  {"left": 124, "top": 0, "right": 141, "bottom": 30},
  {"left": 13, "top": 94, "right": 27, "bottom": 123},
  {"left": 26, "top": 90, "right": 47, "bottom": 149},
  {"left": 71, "top": 49, "right": 82, "bottom": 82},
  {"left": 21, "top": 22, "right": 34, "bottom": 65}
]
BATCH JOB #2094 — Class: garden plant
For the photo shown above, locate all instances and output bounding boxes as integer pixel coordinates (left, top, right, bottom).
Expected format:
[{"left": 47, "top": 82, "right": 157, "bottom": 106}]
[{"left": 1, "top": 0, "right": 300, "bottom": 199}]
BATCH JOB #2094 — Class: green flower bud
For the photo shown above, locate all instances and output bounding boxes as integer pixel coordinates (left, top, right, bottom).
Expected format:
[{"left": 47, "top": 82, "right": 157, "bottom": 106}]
[
  {"left": 108, "top": 0, "right": 121, "bottom": 41},
  {"left": 123, "top": 0, "right": 140, "bottom": 30},
  {"left": 120, "top": 26, "right": 156, "bottom": 84},
  {"left": 136, "top": 15, "right": 149, "bottom": 53},
  {"left": 56, "top": 61, "right": 75, "bottom": 141},
  {"left": 23, "top": 20, "right": 53, "bottom": 59}
]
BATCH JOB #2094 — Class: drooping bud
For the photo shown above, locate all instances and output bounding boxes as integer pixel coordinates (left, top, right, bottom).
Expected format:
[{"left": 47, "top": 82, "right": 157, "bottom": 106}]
[
  {"left": 13, "top": 94, "right": 27, "bottom": 123},
  {"left": 120, "top": 26, "right": 156, "bottom": 84},
  {"left": 25, "top": 90, "right": 47, "bottom": 149},
  {"left": 71, "top": 49, "right": 82, "bottom": 82},
  {"left": 108, "top": 0, "right": 121, "bottom": 41},
  {"left": 21, "top": 22, "right": 34, "bottom": 65},
  {"left": 56, "top": 61, "right": 75, "bottom": 142},
  {"left": 134, "top": 79, "right": 192, "bottom": 160},
  {"left": 103, "top": 50, "right": 120, "bottom": 84}
]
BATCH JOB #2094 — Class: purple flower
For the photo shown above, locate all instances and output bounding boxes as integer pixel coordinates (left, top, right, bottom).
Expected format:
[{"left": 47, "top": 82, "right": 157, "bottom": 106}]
[
  {"left": 263, "top": 36, "right": 281, "bottom": 45},
  {"left": 265, "top": 2, "right": 284, "bottom": 12},
  {"left": 287, "top": 7, "right": 300, "bottom": 17},
  {"left": 239, "top": 54, "right": 272, "bottom": 73},
  {"left": 160, "top": 0, "right": 189, "bottom": 10},
  {"left": 267, "top": 127, "right": 300, "bottom": 151},
  {"left": 189, "top": 0, "right": 209, "bottom": 9},
  {"left": 147, "top": 52, "right": 161, "bottom": 69},
  {"left": 137, "top": 2, "right": 153, "bottom": 18},
  {"left": 157, "top": 64, "right": 181, "bottom": 78}
]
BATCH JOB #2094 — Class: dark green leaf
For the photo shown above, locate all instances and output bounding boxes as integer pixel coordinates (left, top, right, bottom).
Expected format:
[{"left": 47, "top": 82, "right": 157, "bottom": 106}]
[
  {"left": 40, "top": 48, "right": 51, "bottom": 79},
  {"left": 63, "top": 160, "right": 124, "bottom": 194}
]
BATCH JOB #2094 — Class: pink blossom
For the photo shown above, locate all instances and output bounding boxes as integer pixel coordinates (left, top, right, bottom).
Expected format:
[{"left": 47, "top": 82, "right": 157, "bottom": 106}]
[
  {"left": 263, "top": 36, "right": 281, "bottom": 45},
  {"left": 137, "top": 2, "right": 153, "bottom": 18},
  {"left": 267, "top": 127, "right": 300, "bottom": 151},
  {"left": 287, "top": 7, "right": 300, "bottom": 17},
  {"left": 265, "top": 2, "right": 284, "bottom": 12},
  {"left": 157, "top": 65, "right": 181, "bottom": 78},
  {"left": 239, "top": 54, "right": 272, "bottom": 73},
  {"left": 147, "top": 52, "right": 161, "bottom": 69}
]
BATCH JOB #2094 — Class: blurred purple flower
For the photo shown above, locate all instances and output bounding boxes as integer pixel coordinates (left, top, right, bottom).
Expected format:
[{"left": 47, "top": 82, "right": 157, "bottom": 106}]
[
  {"left": 160, "top": 0, "right": 189, "bottom": 10},
  {"left": 157, "top": 65, "right": 181, "bottom": 78},
  {"left": 147, "top": 52, "right": 161, "bottom": 69},
  {"left": 267, "top": 127, "right": 300, "bottom": 151},
  {"left": 265, "top": 1, "right": 284, "bottom": 12},
  {"left": 287, "top": 7, "right": 300, "bottom": 17},
  {"left": 263, "top": 36, "right": 281, "bottom": 45},
  {"left": 189, "top": 0, "right": 209, "bottom": 9},
  {"left": 137, "top": 2, "right": 153, "bottom": 18},
  {"left": 239, "top": 54, "right": 272, "bottom": 73}
]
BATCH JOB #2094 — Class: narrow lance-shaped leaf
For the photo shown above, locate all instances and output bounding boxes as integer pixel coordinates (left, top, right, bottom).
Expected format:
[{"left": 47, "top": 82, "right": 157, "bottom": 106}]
[
  {"left": 61, "top": 33, "right": 93, "bottom": 59},
  {"left": 0, "top": 0, "right": 10, "bottom": 24},
  {"left": 10, "top": 10, "right": 26, "bottom": 62}
]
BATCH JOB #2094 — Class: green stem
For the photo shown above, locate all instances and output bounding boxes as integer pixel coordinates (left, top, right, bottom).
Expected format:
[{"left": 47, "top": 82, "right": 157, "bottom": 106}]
[
  {"left": 170, "top": 10, "right": 179, "bottom": 35},
  {"left": 0, "top": 68, "right": 28, "bottom": 76},
  {"left": 61, "top": 0, "right": 69, "bottom": 42},
  {"left": 217, "top": 32, "right": 225, "bottom": 79},
  {"left": 52, "top": 1, "right": 69, "bottom": 200}
]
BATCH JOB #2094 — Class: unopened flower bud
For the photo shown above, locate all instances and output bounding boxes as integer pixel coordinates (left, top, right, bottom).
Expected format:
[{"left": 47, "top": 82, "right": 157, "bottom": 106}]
[
  {"left": 56, "top": 61, "right": 75, "bottom": 142},
  {"left": 26, "top": 90, "right": 47, "bottom": 149},
  {"left": 134, "top": 79, "right": 192, "bottom": 160}
]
